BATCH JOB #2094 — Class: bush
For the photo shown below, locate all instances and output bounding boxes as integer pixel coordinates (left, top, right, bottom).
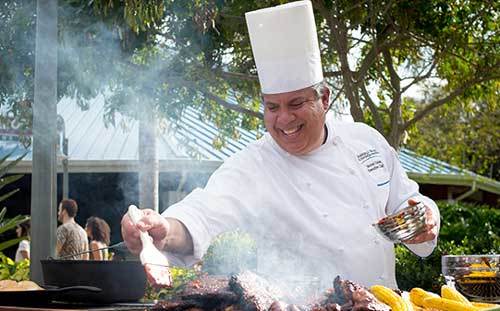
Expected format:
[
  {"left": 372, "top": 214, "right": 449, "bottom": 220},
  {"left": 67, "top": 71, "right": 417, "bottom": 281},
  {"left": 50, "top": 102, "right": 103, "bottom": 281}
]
[
  {"left": 0, "top": 252, "right": 30, "bottom": 281},
  {"left": 202, "top": 230, "right": 257, "bottom": 276},
  {"left": 396, "top": 201, "right": 499, "bottom": 291}
]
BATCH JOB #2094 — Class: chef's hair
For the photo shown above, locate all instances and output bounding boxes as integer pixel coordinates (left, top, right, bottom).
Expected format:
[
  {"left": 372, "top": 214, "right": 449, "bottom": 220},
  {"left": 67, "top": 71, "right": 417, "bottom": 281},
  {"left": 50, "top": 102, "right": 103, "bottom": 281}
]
[
  {"left": 60, "top": 199, "right": 78, "bottom": 217},
  {"left": 311, "top": 80, "right": 332, "bottom": 109}
]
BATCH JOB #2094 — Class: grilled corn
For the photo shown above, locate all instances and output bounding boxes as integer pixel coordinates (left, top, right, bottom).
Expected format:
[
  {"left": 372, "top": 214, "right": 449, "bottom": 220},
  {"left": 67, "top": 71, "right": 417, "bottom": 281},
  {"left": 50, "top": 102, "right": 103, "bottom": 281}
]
[
  {"left": 410, "top": 287, "right": 440, "bottom": 307},
  {"left": 422, "top": 297, "right": 479, "bottom": 311},
  {"left": 371, "top": 285, "right": 413, "bottom": 311}
]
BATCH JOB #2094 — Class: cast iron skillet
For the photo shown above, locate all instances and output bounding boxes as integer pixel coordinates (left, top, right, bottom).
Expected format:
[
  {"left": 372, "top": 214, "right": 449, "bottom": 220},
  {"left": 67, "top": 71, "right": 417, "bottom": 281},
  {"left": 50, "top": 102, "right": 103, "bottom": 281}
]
[
  {"left": 0, "top": 285, "right": 101, "bottom": 306},
  {"left": 41, "top": 259, "right": 147, "bottom": 303}
]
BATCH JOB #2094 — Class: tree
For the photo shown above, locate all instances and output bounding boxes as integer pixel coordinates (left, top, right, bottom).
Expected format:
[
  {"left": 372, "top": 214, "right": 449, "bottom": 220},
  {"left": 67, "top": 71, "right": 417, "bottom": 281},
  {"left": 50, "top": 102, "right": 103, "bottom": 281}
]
[
  {"left": 407, "top": 92, "right": 499, "bottom": 180},
  {"left": 2, "top": 0, "right": 498, "bottom": 156},
  {"left": 171, "top": 0, "right": 499, "bottom": 148}
]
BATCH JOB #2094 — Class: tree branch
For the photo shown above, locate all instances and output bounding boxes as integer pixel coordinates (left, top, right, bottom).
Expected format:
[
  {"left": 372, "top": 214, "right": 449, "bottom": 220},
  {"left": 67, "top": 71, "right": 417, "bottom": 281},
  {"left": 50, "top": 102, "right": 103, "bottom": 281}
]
[
  {"left": 403, "top": 74, "right": 500, "bottom": 131},
  {"left": 355, "top": 24, "right": 396, "bottom": 84},
  {"left": 324, "top": 71, "right": 343, "bottom": 78},
  {"left": 199, "top": 89, "right": 264, "bottom": 120},
  {"left": 216, "top": 70, "right": 258, "bottom": 81},
  {"left": 313, "top": 0, "right": 364, "bottom": 121},
  {"left": 401, "top": 58, "right": 437, "bottom": 93},
  {"left": 360, "top": 83, "right": 385, "bottom": 135}
]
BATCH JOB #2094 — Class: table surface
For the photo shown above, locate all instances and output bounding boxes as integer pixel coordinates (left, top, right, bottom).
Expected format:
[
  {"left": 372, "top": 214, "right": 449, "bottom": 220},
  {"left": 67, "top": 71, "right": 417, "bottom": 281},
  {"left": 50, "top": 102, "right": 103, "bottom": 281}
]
[{"left": 0, "top": 302, "right": 155, "bottom": 311}]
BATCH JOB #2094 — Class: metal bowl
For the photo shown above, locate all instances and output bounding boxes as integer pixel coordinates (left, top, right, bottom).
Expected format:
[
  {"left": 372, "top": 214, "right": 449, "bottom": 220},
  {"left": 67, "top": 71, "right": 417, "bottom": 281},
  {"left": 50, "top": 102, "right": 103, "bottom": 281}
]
[
  {"left": 372, "top": 202, "right": 427, "bottom": 243},
  {"left": 442, "top": 254, "right": 500, "bottom": 302}
]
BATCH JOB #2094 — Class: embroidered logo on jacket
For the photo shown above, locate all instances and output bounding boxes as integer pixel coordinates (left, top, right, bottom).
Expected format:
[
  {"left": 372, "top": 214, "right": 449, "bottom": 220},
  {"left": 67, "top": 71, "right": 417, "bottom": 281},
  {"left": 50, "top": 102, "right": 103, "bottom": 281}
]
[{"left": 357, "top": 149, "right": 389, "bottom": 186}]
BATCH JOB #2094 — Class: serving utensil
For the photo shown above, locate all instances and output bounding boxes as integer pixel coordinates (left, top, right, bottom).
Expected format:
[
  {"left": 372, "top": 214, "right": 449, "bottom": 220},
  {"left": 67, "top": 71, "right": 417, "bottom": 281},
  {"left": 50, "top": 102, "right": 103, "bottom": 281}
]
[
  {"left": 372, "top": 202, "right": 427, "bottom": 243},
  {"left": 127, "top": 205, "right": 172, "bottom": 288}
]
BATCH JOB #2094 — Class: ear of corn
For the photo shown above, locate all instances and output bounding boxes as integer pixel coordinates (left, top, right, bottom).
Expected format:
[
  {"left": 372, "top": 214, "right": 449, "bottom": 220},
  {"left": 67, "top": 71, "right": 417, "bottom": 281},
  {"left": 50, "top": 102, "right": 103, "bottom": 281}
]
[
  {"left": 410, "top": 288, "right": 441, "bottom": 307},
  {"left": 422, "top": 297, "right": 479, "bottom": 311},
  {"left": 441, "top": 285, "right": 472, "bottom": 305},
  {"left": 370, "top": 285, "right": 413, "bottom": 311},
  {"left": 471, "top": 302, "right": 500, "bottom": 310},
  {"left": 412, "top": 302, "right": 425, "bottom": 311}
]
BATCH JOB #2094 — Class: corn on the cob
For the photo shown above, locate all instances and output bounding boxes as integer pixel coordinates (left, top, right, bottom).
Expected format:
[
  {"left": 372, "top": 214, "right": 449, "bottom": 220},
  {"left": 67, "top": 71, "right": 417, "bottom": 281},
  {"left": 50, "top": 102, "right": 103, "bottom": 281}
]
[
  {"left": 412, "top": 302, "right": 425, "bottom": 311},
  {"left": 441, "top": 285, "right": 472, "bottom": 305},
  {"left": 422, "top": 297, "right": 479, "bottom": 311},
  {"left": 410, "top": 288, "right": 440, "bottom": 307},
  {"left": 471, "top": 302, "right": 499, "bottom": 309},
  {"left": 370, "top": 285, "right": 413, "bottom": 311}
]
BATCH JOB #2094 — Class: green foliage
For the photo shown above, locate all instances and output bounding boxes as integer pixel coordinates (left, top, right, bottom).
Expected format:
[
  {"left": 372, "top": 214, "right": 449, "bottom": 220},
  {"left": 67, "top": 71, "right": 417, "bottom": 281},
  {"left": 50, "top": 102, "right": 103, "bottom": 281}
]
[
  {"left": 202, "top": 230, "right": 257, "bottom": 276},
  {"left": 2, "top": 0, "right": 498, "bottom": 151},
  {"left": 407, "top": 95, "right": 499, "bottom": 180},
  {"left": 395, "top": 201, "right": 500, "bottom": 291},
  {"left": 0, "top": 253, "right": 30, "bottom": 281},
  {"left": 0, "top": 151, "right": 28, "bottom": 252}
]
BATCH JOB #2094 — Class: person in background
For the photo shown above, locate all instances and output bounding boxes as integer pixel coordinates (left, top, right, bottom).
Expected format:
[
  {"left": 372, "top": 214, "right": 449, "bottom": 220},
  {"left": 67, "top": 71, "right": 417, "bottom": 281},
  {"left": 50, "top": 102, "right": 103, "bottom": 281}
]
[
  {"left": 85, "top": 216, "right": 111, "bottom": 260},
  {"left": 15, "top": 220, "right": 30, "bottom": 262},
  {"left": 56, "top": 199, "right": 89, "bottom": 260}
]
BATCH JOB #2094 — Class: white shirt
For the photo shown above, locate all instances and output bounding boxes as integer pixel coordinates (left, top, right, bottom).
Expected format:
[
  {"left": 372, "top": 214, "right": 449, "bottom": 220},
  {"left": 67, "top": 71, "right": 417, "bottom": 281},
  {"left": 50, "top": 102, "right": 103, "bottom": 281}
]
[
  {"left": 163, "top": 114, "right": 440, "bottom": 288},
  {"left": 15, "top": 240, "right": 30, "bottom": 262}
]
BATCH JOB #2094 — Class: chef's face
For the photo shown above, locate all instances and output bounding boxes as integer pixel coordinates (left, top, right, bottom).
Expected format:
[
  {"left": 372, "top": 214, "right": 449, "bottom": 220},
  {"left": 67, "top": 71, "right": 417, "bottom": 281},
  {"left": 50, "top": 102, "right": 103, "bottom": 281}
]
[{"left": 263, "top": 85, "right": 330, "bottom": 155}]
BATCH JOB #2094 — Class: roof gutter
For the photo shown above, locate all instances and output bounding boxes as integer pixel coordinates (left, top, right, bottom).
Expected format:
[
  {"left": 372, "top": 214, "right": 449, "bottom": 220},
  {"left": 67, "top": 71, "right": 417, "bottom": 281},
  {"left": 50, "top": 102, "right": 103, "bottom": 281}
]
[
  {"left": 408, "top": 173, "right": 500, "bottom": 196},
  {"left": 455, "top": 179, "right": 477, "bottom": 201}
]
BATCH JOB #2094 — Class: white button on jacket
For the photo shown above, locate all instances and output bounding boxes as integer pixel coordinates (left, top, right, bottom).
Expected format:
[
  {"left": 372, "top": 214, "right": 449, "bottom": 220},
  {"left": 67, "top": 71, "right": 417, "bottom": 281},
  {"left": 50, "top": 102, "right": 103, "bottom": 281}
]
[{"left": 164, "top": 114, "right": 440, "bottom": 289}]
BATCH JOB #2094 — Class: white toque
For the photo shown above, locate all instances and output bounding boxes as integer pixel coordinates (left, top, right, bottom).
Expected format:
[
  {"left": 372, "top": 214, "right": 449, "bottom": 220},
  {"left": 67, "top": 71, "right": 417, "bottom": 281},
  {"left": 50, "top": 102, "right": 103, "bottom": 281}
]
[{"left": 245, "top": 0, "right": 323, "bottom": 94}]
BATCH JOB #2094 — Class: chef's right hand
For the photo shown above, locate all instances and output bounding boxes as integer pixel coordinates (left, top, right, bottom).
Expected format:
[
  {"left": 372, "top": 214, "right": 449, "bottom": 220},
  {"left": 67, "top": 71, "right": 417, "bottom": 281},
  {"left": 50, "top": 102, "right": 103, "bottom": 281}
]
[{"left": 121, "top": 208, "right": 170, "bottom": 255}]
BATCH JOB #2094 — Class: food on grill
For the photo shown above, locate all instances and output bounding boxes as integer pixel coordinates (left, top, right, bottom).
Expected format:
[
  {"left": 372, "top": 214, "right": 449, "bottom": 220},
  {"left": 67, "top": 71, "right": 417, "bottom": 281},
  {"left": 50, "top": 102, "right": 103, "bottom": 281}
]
[
  {"left": 229, "top": 270, "right": 284, "bottom": 311},
  {"left": 152, "top": 274, "right": 239, "bottom": 310},
  {"left": 0, "top": 280, "right": 44, "bottom": 291},
  {"left": 152, "top": 274, "right": 392, "bottom": 311},
  {"left": 421, "top": 296, "right": 479, "bottom": 311},
  {"left": 145, "top": 263, "right": 173, "bottom": 288},
  {"left": 441, "top": 285, "right": 473, "bottom": 305},
  {"left": 370, "top": 285, "right": 412, "bottom": 311},
  {"left": 409, "top": 287, "right": 440, "bottom": 307}
]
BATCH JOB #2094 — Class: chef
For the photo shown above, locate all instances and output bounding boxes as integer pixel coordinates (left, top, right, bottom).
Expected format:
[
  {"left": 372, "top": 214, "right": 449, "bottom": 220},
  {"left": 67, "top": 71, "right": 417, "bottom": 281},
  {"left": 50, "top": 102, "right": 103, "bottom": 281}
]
[{"left": 122, "top": 0, "right": 439, "bottom": 289}]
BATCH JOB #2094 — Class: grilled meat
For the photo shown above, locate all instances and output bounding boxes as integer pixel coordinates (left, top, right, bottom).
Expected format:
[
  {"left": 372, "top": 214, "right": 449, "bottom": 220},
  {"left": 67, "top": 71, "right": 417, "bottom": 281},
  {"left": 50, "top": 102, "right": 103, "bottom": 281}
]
[
  {"left": 153, "top": 275, "right": 239, "bottom": 310},
  {"left": 229, "top": 271, "right": 283, "bottom": 311}
]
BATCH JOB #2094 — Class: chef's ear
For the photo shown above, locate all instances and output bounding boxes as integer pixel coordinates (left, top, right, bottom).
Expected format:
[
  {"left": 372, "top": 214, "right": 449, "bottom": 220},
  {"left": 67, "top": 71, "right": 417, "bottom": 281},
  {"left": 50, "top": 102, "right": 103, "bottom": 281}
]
[{"left": 321, "top": 86, "right": 331, "bottom": 111}]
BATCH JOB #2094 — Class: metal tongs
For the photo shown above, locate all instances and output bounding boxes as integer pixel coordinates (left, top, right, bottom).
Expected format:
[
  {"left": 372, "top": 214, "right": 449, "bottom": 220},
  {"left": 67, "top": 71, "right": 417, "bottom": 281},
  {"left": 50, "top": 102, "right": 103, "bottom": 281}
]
[
  {"left": 372, "top": 202, "right": 427, "bottom": 243},
  {"left": 127, "top": 205, "right": 172, "bottom": 288}
]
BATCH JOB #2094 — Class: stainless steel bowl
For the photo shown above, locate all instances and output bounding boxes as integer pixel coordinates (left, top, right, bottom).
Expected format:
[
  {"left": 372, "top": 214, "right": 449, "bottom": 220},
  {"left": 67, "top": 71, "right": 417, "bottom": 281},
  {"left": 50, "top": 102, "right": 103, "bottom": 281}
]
[
  {"left": 372, "top": 202, "right": 427, "bottom": 243},
  {"left": 442, "top": 254, "right": 500, "bottom": 302}
]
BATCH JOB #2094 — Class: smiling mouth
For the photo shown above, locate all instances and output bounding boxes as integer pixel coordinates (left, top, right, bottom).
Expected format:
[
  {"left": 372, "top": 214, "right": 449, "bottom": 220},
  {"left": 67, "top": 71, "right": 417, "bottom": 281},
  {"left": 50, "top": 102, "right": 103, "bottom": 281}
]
[{"left": 280, "top": 124, "right": 303, "bottom": 136}]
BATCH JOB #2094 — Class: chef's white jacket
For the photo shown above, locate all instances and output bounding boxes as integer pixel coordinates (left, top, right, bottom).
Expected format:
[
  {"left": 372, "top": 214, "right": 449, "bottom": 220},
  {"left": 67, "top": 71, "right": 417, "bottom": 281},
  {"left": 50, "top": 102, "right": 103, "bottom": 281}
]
[{"left": 163, "top": 114, "right": 440, "bottom": 289}]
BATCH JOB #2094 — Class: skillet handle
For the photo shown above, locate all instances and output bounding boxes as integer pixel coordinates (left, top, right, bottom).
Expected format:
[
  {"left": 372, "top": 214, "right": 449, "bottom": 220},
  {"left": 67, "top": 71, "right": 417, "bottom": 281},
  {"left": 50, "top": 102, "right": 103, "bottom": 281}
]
[{"left": 48, "top": 285, "right": 102, "bottom": 293}]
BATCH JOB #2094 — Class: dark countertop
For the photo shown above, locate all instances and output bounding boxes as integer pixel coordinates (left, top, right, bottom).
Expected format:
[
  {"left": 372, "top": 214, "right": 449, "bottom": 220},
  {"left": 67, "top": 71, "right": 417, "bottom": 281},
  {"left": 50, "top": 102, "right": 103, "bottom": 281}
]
[{"left": 0, "top": 302, "right": 156, "bottom": 311}]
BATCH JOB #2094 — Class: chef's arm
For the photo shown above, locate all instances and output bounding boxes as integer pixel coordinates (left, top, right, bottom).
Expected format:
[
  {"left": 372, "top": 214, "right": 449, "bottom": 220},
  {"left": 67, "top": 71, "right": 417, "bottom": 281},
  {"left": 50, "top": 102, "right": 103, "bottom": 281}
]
[{"left": 165, "top": 217, "right": 194, "bottom": 256}]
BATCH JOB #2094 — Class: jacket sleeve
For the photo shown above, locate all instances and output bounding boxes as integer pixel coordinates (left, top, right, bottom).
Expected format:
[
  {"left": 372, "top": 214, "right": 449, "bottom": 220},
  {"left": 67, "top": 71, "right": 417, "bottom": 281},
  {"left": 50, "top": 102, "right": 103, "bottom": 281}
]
[
  {"left": 162, "top": 148, "right": 263, "bottom": 266},
  {"left": 385, "top": 146, "right": 440, "bottom": 257}
]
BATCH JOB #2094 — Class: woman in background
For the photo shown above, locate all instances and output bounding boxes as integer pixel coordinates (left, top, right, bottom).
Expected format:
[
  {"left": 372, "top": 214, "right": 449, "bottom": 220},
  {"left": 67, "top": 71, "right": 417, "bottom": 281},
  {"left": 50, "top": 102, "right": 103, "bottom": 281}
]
[
  {"left": 15, "top": 221, "right": 30, "bottom": 262},
  {"left": 85, "top": 216, "right": 111, "bottom": 260}
]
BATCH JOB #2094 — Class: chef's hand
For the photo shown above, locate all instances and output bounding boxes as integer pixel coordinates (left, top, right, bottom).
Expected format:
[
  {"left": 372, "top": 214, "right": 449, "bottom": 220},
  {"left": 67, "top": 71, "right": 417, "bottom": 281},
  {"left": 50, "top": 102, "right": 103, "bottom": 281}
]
[
  {"left": 402, "top": 198, "right": 439, "bottom": 244},
  {"left": 121, "top": 208, "right": 170, "bottom": 255}
]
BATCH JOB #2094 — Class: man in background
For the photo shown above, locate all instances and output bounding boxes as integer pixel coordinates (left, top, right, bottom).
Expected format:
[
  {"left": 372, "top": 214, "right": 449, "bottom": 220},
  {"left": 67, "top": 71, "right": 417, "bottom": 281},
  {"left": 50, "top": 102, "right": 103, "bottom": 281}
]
[{"left": 56, "top": 199, "right": 89, "bottom": 260}]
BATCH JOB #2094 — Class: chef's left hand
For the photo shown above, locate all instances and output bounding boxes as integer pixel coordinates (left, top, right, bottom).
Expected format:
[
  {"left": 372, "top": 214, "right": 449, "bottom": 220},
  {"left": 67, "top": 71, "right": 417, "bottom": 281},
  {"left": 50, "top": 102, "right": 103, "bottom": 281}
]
[{"left": 402, "top": 198, "right": 438, "bottom": 244}]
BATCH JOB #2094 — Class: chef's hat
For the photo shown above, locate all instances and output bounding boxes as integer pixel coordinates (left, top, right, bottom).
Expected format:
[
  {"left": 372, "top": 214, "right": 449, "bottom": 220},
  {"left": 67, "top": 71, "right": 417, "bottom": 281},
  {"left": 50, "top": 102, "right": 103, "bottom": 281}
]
[{"left": 245, "top": 0, "right": 323, "bottom": 94}]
